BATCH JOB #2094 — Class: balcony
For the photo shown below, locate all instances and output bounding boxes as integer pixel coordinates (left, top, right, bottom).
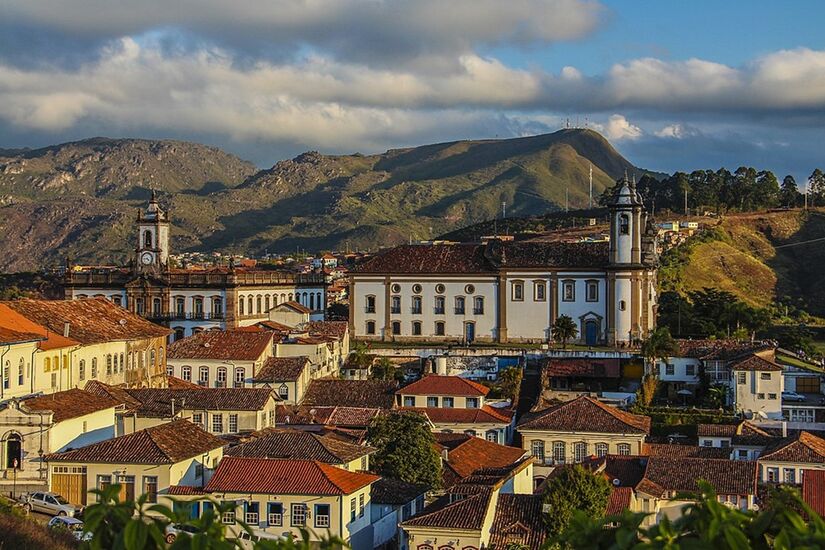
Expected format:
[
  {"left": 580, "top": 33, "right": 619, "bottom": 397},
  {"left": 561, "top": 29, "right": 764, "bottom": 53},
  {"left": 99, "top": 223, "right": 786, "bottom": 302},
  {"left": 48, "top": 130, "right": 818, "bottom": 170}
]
[
  {"left": 473, "top": 308, "right": 484, "bottom": 315},
  {"left": 434, "top": 307, "right": 445, "bottom": 315},
  {"left": 390, "top": 307, "right": 401, "bottom": 314},
  {"left": 411, "top": 308, "right": 422, "bottom": 315},
  {"left": 144, "top": 312, "right": 226, "bottom": 322},
  {"left": 454, "top": 307, "right": 465, "bottom": 315}
]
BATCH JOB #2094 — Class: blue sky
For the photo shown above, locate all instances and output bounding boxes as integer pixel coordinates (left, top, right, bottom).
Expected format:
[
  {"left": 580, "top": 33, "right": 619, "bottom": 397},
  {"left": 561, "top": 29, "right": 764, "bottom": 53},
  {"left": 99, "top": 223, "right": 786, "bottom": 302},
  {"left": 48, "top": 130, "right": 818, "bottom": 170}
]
[{"left": 1, "top": 0, "right": 824, "bottom": 182}]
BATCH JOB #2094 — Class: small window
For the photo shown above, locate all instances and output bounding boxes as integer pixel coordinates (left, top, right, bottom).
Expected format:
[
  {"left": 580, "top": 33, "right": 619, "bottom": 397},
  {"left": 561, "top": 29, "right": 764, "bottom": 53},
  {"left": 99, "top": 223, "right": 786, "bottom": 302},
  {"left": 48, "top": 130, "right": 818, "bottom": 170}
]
[
  {"left": 181, "top": 366, "right": 191, "bottom": 381},
  {"left": 552, "top": 441, "right": 566, "bottom": 463},
  {"left": 665, "top": 364, "right": 675, "bottom": 376},
  {"left": 412, "top": 321, "right": 422, "bottom": 336},
  {"left": 768, "top": 393, "right": 777, "bottom": 400},
  {"left": 760, "top": 373, "right": 772, "bottom": 380},
  {"left": 534, "top": 281, "right": 546, "bottom": 301},
  {"left": 757, "top": 393, "right": 765, "bottom": 400},
  {"left": 619, "top": 214, "right": 630, "bottom": 235},
  {"left": 212, "top": 413, "right": 224, "bottom": 433},
  {"left": 315, "top": 504, "right": 331, "bottom": 528},
  {"left": 485, "top": 431, "right": 498, "bottom": 443},
  {"left": 278, "top": 384, "right": 289, "bottom": 400},
  {"left": 562, "top": 281, "right": 575, "bottom": 302},
  {"left": 403, "top": 396, "right": 415, "bottom": 407},
  {"left": 391, "top": 296, "right": 401, "bottom": 314},
  {"left": 291, "top": 504, "right": 307, "bottom": 526},
  {"left": 412, "top": 296, "right": 422, "bottom": 314},
  {"left": 466, "top": 397, "right": 478, "bottom": 408},
  {"left": 617, "top": 443, "right": 631, "bottom": 456},
  {"left": 473, "top": 296, "right": 484, "bottom": 315},
  {"left": 435, "top": 321, "right": 445, "bottom": 336},
  {"left": 737, "top": 372, "right": 746, "bottom": 384},
  {"left": 455, "top": 296, "right": 465, "bottom": 314},
  {"left": 143, "top": 476, "right": 158, "bottom": 503},
  {"left": 531, "top": 440, "right": 545, "bottom": 462},
  {"left": 434, "top": 296, "right": 445, "bottom": 314},
  {"left": 442, "top": 397, "right": 454, "bottom": 408},
  {"left": 366, "top": 321, "right": 376, "bottom": 335},
  {"left": 512, "top": 281, "right": 524, "bottom": 301},
  {"left": 586, "top": 281, "right": 599, "bottom": 302},
  {"left": 686, "top": 365, "right": 696, "bottom": 376},
  {"left": 228, "top": 414, "right": 238, "bottom": 433},
  {"left": 595, "top": 443, "right": 608, "bottom": 457},
  {"left": 391, "top": 321, "right": 401, "bottom": 335},
  {"left": 365, "top": 295, "right": 376, "bottom": 314},
  {"left": 427, "top": 396, "right": 438, "bottom": 407},
  {"left": 268, "top": 503, "right": 283, "bottom": 526},
  {"left": 619, "top": 300, "right": 626, "bottom": 311},
  {"left": 192, "top": 413, "right": 203, "bottom": 426}
]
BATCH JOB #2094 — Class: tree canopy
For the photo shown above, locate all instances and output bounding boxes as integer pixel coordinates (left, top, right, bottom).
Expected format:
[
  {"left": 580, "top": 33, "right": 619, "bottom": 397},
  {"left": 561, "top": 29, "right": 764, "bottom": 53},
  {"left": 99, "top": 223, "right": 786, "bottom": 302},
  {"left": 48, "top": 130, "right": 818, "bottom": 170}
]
[
  {"left": 366, "top": 411, "right": 442, "bottom": 489},
  {"left": 543, "top": 465, "right": 611, "bottom": 537},
  {"left": 551, "top": 315, "right": 579, "bottom": 348}
]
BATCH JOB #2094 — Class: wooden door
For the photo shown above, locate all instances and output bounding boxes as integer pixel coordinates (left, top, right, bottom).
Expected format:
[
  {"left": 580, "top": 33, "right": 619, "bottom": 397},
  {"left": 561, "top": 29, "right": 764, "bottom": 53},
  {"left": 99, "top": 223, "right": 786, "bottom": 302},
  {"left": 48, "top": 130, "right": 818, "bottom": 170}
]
[{"left": 52, "top": 473, "right": 87, "bottom": 506}]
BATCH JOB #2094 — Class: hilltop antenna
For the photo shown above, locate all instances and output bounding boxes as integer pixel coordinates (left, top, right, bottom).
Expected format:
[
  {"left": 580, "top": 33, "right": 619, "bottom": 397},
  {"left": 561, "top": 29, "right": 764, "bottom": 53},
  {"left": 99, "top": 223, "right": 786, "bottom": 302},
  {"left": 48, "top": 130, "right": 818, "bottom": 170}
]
[{"left": 589, "top": 163, "right": 593, "bottom": 209}]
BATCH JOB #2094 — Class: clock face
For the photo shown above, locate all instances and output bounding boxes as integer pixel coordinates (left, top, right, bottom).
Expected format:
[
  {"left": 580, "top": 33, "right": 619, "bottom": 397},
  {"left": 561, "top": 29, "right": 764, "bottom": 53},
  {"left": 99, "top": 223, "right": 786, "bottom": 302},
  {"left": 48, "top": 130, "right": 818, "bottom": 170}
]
[{"left": 141, "top": 252, "right": 154, "bottom": 265}]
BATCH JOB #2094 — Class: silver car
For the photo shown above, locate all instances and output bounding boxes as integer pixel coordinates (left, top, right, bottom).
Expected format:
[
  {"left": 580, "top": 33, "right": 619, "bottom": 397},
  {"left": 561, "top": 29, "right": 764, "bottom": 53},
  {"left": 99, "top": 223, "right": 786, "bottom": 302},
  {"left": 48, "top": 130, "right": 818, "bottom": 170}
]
[
  {"left": 48, "top": 515, "right": 92, "bottom": 541},
  {"left": 22, "top": 492, "right": 81, "bottom": 517}
]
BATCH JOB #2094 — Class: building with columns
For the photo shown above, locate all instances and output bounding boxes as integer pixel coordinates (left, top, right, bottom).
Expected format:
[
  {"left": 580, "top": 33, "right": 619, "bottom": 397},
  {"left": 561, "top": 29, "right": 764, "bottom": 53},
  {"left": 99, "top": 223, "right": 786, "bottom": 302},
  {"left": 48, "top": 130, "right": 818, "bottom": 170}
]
[
  {"left": 349, "top": 176, "right": 658, "bottom": 345},
  {"left": 63, "top": 193, "right": 327, "bottom": 340}
]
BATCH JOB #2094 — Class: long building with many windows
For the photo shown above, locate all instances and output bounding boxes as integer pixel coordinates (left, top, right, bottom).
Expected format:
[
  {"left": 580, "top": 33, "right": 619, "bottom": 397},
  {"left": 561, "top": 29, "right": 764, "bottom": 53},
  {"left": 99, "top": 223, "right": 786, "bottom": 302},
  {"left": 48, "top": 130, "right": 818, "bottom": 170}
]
[
  {"left": 63, "top": 193, "right": 327, "bottom": 339},
  {"left": 349, "top": 176, "right": 659, "bottom": 345}
]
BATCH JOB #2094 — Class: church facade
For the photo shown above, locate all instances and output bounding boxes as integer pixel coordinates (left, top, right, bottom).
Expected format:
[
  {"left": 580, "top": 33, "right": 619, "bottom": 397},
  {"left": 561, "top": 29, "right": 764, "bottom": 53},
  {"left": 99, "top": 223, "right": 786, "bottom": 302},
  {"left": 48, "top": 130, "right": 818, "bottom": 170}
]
[
  {"left": 63, "top": 193, "right": 327, "bottom": 340},
  {"left": 349, "top": 176, "right": 658, "bottom": 345}
]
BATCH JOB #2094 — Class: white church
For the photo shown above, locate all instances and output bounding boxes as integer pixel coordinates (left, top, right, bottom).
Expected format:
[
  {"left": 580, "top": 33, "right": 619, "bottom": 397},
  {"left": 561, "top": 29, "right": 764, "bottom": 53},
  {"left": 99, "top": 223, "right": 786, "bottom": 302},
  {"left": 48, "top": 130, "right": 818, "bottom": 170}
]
[{"left": 349, "top": 175, "right": 658, "bottom": 345}]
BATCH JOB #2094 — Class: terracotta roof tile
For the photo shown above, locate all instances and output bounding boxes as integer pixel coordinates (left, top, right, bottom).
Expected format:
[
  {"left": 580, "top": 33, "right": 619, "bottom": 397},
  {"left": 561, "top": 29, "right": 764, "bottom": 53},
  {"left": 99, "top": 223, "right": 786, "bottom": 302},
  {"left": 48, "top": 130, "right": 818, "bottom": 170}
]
[
  {"left": 489, "top": 494, "right": 545, "bottom": 549},
  {"left": 47, "top": 419, "right": 224, "bottom": 464},
  {"left": 605, "top": 487, "right": 634, "bottom": 516},
  {"left": 759, "top": 431, "right": 825, "bottom": 463},
  {"left": 303, "top": 379, "right": 397, "bottom": 409},
  {"left": 434, "top": 434, "right": 527, "bottom": 484},
  {"left": 275, "top": 405, "right": 336, "bottom": 425},
  {"left": 4, "top": 298, "right": 170, "bottom": 344},
  {"left": 518, "top": 396, "right": 651, "bottom": 434},
  {"left": 403, "top": 405, "right": 513, "bottom": 425},
  {"left": 543, "top": 358, "right": 621, "bottom": 378},
  {"left": 167, "top": 330, "right": 273, "bottom": 361},
  {"left": 125, "top": 388, "right": 276, "bottom": 417},
  {"left": 22, "top": 389, "right": 119, "bottom": 422},
  {"left": 639, "top": 457, "right": 758, "bottom": 496},
  {"left": 402, "top": 492, "right": 491, "bottom": 531},
  {"left": 226, "top": 428, "right": 373, "bottom": 464},
  {"left": 277, "top": 301, "right": 311, "bottom": 314},
  {"left": 204, "top": 456, "right": 379, "bottom": 495},
  {"left": 802, "top": 469, "right": 825, "bottom": 517},
  {"left": 327, "top": 407, "right": 384, "bottom": 427},
  {"left": 729, "top": 354, "right": 783, "bottom": 372},
  {"left": 304, "top": 321, "right": 348, "bottom": 340},
  {"left": 84, "top": 380, "right": 143, "bottom": 411},
  {"left": 643, "top": 444, "right": 731, "bottom": 459},
  {"left": 399, "top": 375, "right": 490, "bottom": 397},
  {"left": 0, "top": 309, "right": 49, "bottom": 345},
  {"left": 167, "top": 485, "right": 207, "bottom": 495},
  {"left": 697, "top": 421, "right": 774, "bottom": 446},
  {"left": 676, "top": 339, "right": 774, "bottom": 361},
  {"left": 253, "top": 356, "right": 309, "bottom": 382},
  {"left": 598, "top": 455, "right": 648, "bottom": 488},
  {"left": 371, "top": 478, "right": 429, "bottom": 505},
  {"left": 166, "top": 375, "right": 205, "bottom": 390}
]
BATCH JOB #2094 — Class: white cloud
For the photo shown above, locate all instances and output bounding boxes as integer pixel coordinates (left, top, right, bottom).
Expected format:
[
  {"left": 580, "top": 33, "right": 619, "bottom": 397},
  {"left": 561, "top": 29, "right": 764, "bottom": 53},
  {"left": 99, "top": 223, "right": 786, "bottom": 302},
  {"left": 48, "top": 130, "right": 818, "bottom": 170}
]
[
  {"left": 654, "top": 123, "right": 700, "bottom": 139},
  {"left": 596, "top": 114, "right": 643, "bottom": 141}
]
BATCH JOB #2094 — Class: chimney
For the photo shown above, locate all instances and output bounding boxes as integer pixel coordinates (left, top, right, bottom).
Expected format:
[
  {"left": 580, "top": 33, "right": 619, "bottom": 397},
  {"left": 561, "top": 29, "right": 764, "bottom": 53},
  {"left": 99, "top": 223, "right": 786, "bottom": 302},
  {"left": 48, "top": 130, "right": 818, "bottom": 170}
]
[{"left": 63, "top": 322, "right": 70, "bottom": 338}]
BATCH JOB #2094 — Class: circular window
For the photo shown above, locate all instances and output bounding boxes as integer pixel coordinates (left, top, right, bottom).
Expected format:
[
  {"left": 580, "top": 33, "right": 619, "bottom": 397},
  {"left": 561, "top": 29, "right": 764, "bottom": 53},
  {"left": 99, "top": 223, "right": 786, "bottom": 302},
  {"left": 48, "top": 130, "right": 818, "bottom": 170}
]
[
  {"left": 391, "top": 283, "right": 401, "bottom": 293},
  {"left": 465, "top": 284, "right": 475, "bottom": 294},
  {"left": 435, "top": 284, "right": 445, "bottom": 294},
  {"left": 412, "top": 284, "right": 423, "bottom": 294}
]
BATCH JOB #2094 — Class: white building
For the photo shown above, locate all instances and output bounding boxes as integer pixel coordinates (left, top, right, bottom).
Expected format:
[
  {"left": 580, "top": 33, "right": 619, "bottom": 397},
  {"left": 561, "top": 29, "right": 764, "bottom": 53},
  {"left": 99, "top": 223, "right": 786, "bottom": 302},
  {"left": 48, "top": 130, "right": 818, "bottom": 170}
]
[
  {"left": 349, "top": 176, "right": 658, "bottom": 345},
  {"left": 63, "top": 193, "right": 327, "bottom": 340}
]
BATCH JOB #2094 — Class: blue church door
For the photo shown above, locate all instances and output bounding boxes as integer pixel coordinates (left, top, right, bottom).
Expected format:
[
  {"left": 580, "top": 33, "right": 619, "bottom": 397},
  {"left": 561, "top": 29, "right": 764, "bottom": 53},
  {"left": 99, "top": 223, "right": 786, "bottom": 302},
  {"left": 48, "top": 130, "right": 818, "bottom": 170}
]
[
  {"left": 465, "top": 322, "right": 475, "bottom": 343},
  {"left": 585, "top": 320, "right": 599, "bottom": 346}
]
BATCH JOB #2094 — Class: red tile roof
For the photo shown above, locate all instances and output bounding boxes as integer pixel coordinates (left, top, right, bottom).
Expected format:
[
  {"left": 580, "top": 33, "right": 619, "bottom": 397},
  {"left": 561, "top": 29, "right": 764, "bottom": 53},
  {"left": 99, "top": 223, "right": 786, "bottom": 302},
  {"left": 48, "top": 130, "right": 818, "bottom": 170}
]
[
  {"left": 606, "top": 487, "right": 634, "bottom": 515},
  {"left": 639, "top": 457, "right": 758, "bottom": 497},
  {"left": 0, "top": 304, "right": 85, "bottom": 350},
  {"left": 729, "top": 354, "right": 783, "bottom": 372},
  {"left": 402, "top": 492, "right": 491, "bottom": 531},
  {"left": 303, "top": 379, "right": 397, "bottom": 409},
  {"left": 226, "top": 428, "right": 373, "bottom": 464},
  {"left": 371, "top": 478, "right": 429, "bottom": 505},
  {"left": 22, "top": 389, "right": 119, "bottom": 422},
  {"left": 204, "top": 456, "right": 379, "bottom": 495},
  {"left": 518, "top": 396, "right": 651, "bottom": 434},
  {"left": 84, "top": 380, "right": 143, "bottom": 411},
  {"left": 676, "top": 339, "right": 774, "bottom": 361},
  {"left": 167, "top": 485, "right": 207, "bottom": 496},
  {"left": 402, "top": 405, "right": 513, "bottom": 425},
  {"left": 802, "top": 469, "right": 825, "bottom": 517},
  {"left": 166, "top": 375, "right": 204, "bottom": 390},
  {"left": 125, "top": 388, "right": 277, "bottom": 417},
  {"left": 4, "top": 298, "right": 171, "bottom": 344},
  {"left": 399, "top": 375, "right": 490, "bottom": 397},
  {"left": 277, "top": 301, "right": 311, "bottom": 314},
  {"left": 543, "top": 358, "right": 621, "bottom": 379},
  {"left": 47, "top": 419, "right": 224, "bottom": 464},
  {"left": 643, "top": 444, "right": 731, "bottom": 459},
  {"left": 435, "top": 434, "right": 527, "bottom": 487},
  {"left": 759, "top": 431, "right": 825, "bottom": 463},
  {"left": 697, "top": 421, "right": 774, "bottom": 446},
  {"left": 167, "top": 330, "right": 273, "bottom": 361},
  {"left": 305, "top": 321, "right": 348, "bottom": 340},
  {"left": 253, "top": 356, "right": 309, "bottom": 382},
  {"left": 489, "top": 494, "right": 546, "bottom": 549}
]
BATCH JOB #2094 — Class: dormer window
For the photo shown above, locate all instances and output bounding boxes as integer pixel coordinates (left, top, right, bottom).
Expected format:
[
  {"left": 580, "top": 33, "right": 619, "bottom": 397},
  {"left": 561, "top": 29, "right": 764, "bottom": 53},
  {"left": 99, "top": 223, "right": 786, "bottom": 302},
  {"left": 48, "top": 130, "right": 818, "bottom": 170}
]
[{"left": 619, "top": 214, "right": 630, "bottom": 235}]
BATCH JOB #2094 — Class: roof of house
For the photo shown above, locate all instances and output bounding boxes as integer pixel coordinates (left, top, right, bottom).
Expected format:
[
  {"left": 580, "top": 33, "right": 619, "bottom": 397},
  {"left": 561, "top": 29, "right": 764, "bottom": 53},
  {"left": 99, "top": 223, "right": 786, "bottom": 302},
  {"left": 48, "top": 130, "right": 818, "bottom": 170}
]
[
  {"left": 167, "top": 330, "right": 273, "bottom": 361},
  {"left": 759, "top": 431, "right": 825, "bottom": 463},
  {"left": 3, "top": 298, "right": 170, "bottom": 344},
  {"left": 638, "top": 457, "right": 758, "bottom": 497},
  {"left": 276, "top": 301, "right": 311, "bottom": 314},
  {"left": 303, "top": 379, "right": 397, "bottom": 409},
  {"left": 22, "top": 389, "right": 119, "bottom": 422},
  {"left": 729, "top": 354, "right": 783, "bottom": 372},
  {"left": 543, "top": 358, "right": 621, "bottom": 379},
  {"left": 125, "top": 388, "right": 276, "bottom": 417},
  {"left": 488, "top": 494, "right": 546, "bottom": 549},
  {"left": 518, "top": 396, "right": 651, "bottom": 434},
  {"left": 399, "top": 375, "right": 490, "bottom": 397},
  {"left": 0, "top": 303, "right": 80, "bottom": 350},
  {"left": 435, "top": 434, "right": 528, "bottom": 488},
  {"left": 403, "top": 405, "right": 513, "bottom": 426},
  {"left": 802, "top": 469, "right": 825, "bottom": 517},
  {"left": 597, "top": 455, "right": 648, "bottom": 488},
  {"left": 84, "top": 380, "right": 143, "bottom": 411},
  {"left": 253, "top": 356, "right": 310, "bottom": 382},
  {"left": 354, "top": 241, "right": 610, "bottom": 275},
  {"left": 402, "top": 491, "right": 491, "bottom": 531},
  {"left": 304, "top": 321, "right": 348, "bottom": 340},
  {"left": 697, "top": 421, "right": 774, "bottom": 446},
  {"left": 275, "top": 405, "right": 384, "bottom": 429},
  {"left": 605, "top": 487, "right": 634, "bottom": 516},
  {"left": 370, "top": 478, "right": 429, "bottom": 505},
  {"left": 167, "top": 485, "right": 207, "bottom": 496},
  {"left": 166, "top": 375, "right": 204, "bottom": 390},
  {"left": 675, "top": 339, "right": 774, "bottom": 361},
  {"left": 204, "top": 456, "right": 379, "bottom": 495},
  {"left": 46, "top": 419, "right": 224, "bottom": 464},
  {"left": 643, "top": 444, "right": 731, "bottom": 459},
  {"left": 226, "top": 428, "right": 373, "bottom": 464}
]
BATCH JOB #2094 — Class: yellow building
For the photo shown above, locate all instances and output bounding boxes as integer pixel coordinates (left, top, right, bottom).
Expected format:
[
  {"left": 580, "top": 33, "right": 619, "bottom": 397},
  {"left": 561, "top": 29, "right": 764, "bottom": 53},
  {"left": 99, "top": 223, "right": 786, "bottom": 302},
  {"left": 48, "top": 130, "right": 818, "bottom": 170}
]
[
  {"left": 167, "top": 456, "right": 380, "bottom": 547},
  {"left": 1, "top": 298, "right": 171, "bottom": 395},
  {"left": 45, "top": 419, "right": 224, "bottom": 506},
  {"left": 250, "top": 356, "right": 312, "bottom": 404}
]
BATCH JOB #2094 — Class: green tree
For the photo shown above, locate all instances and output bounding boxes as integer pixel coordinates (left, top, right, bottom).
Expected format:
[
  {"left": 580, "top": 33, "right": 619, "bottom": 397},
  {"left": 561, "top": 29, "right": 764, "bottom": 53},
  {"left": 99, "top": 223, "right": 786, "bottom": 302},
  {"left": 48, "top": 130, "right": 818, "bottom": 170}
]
[
  {"left": 371, "top": 357, "right": 404, "bottom": 383},
  {"left": 543, "top": 465, "right": 611, "bottom": 537},
  {"left": 367, "top": 411, "right": 442, "bottom": 489},
  {"left": 810, "top": 168, "right": 825, "bottom": 208},
  {"left": 551, "top": 315, "right": 578, "bottom": 348},
  {"left": 640, "top": 327, "right": 679, "bottom": 367},
  {"left": 781, "top": 174, "right": 801, "bottom": 208},
  {"left": 496, "top": 366, "right": 523, "bottom": 403}
]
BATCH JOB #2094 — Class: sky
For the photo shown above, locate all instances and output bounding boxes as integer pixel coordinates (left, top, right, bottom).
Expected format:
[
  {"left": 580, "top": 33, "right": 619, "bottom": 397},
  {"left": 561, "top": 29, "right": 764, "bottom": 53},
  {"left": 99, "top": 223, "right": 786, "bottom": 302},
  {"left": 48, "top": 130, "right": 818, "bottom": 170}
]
[{"left": 1, "top": 0, "right": 824, "bottom": 180}]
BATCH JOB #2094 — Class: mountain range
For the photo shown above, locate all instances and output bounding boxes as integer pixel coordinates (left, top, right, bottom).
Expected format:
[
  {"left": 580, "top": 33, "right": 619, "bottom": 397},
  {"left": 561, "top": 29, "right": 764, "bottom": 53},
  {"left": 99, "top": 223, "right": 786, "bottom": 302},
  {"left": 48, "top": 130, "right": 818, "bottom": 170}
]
[{"left": 0, "top": 129, "right": 643, "bottom": 271}]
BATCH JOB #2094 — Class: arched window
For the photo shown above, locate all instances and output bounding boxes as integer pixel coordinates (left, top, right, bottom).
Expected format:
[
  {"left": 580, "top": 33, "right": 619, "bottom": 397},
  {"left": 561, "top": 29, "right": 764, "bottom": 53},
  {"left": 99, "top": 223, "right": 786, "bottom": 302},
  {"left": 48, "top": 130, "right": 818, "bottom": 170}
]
[
  {"left": 234, "top": 367, "right": 245, "bottom": 388},
  {"left": 112, "top": 354, "right": 118, "bottom": 373},
  {"left": 181, "top": 366, "right": 191, "bottom": 381},
  {"left": 309, "top": 293, "right": 315, "bottom": 310},
  {"left": 273, "top": 294, "right": 279, "bottom": 306},
  {"left": 158, "top": 347, "right": 164, "bottom": 363},
  {"left": 120, "top": 353, "right": 125, "bottom": 371},
  {"left": 279, "top": 384, "right": 289, "bottom": 400},
  {"left": 216, "top": 367, "right": 227, "bottom": 388},
  {"left": 552, "top": 441, "right": 566, "bottom": 463},
  {"left": 106, "top": 354, "right": 113, "bottom": 375},
  {"left": 531, "top": 440, "right": 545, "bottom": 462},
  {"left": 166, "top": 365, "right": 174, "bottom": 377},
  {"left": 174, "top": 327, "right": 185, "bottom": 341},
  {"left": 152, "top": 298, "right": 161, "bottom": 316},
  {"left": 574, "top": 442, "right": 588, "bottom": 463},
  {"left": 144, "top": 230, "right": 153, "bottom": 248},
  {"left": 5, "top": 433, "right": 22, "bottom": 469},
  {"left": 265, "top": 295, "right": 270, "bottom": 312},
  {"left": 3, "top": 361, "right": 9, "bottom": 390},
  {"left": 91, "top": 358, "right": 98, "bottom": 378},
  {"left": 247, "top": 296, "right": 253, "bottom": 314},
  {"left": 619, "top": 214, "right": 630, "bottom": 235},
  {"left": 239, "top": 296, "right": 245, "bottom": 316},
  {"left": 199, "top": 366, "right": 209, "bottom": 386},
  {"left": 595, "top": 442, "right": 609, "bottom": 457},
  {"left": 256, "top": 295, "right": 262, "bottom": 314},
  {"left": 150, "top": 349, "right": 156, "bottom": 367},
  {"left": 44, "top": 357, "right": 50, "bottom": 372},
  {"left": 18, "top": 358, "right": 24, "bottom": 386}
]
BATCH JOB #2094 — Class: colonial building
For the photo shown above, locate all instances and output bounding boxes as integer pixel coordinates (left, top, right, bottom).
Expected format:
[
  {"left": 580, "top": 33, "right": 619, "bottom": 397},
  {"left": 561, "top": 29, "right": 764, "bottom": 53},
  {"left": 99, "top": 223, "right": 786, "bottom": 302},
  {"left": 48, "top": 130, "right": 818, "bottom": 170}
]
[
  {"left": 349, "top": 175, "right": 658, "bottom": 345},
  {"left": 63, "top": 193, "right": 327, "bottom": 339}
]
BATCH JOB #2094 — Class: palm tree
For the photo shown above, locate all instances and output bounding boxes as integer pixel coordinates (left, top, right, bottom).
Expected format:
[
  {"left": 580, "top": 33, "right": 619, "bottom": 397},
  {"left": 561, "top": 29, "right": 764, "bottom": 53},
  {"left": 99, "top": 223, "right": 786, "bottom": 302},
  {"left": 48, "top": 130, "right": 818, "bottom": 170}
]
[
  {"left": 640, "top": 327, "right": 678, "bottom": 369},
  {"left": 551, "top": 315, "right": 579, "bottom": 349}
]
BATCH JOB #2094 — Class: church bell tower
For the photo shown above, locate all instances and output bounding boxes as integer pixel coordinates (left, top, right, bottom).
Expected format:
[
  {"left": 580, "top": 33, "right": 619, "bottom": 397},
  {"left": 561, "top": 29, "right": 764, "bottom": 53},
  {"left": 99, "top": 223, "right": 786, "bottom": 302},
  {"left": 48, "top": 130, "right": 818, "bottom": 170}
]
[{"left": 135, "top": 190, "right": 170, "bottom": 274}]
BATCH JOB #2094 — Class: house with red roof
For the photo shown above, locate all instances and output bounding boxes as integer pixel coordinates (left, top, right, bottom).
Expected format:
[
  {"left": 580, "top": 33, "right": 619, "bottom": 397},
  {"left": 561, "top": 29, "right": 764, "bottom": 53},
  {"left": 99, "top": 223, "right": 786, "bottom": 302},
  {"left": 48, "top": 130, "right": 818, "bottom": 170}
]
[
  {"left": 168, "top": 456, "right": 379, "bottom": 547},
  {"left": 397, "top": 375, "right": 515, "bottom": 444}
]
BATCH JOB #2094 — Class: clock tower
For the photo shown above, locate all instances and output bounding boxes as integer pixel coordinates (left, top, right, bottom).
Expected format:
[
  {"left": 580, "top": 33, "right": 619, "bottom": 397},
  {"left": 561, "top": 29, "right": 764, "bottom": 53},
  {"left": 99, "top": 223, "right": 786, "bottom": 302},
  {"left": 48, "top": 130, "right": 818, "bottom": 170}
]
[{"left": 135, "top": 190, "right": 170, "bottom": 274}]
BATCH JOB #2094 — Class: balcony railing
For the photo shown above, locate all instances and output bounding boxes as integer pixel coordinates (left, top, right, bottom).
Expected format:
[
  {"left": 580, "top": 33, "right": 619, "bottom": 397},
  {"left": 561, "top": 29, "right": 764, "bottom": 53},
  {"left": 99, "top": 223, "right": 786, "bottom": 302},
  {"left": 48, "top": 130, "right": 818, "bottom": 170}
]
[
  {"left": 144, "top": 312, "right": 226, "bottom": 321},
  {"left": 455, "top": 307, "right": 465, "bottom": 314},
  {"left": 473, "top": 308, "right": 484, "bottom": 315}
]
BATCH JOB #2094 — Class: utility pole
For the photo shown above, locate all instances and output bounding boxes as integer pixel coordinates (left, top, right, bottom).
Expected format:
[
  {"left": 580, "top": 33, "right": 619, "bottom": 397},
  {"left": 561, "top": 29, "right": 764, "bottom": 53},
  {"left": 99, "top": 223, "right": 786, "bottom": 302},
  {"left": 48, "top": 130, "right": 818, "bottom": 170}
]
[
  {"left": 565, "top": 187, "right": 569, "bottom": 212},
  {"left": 502, "top": 201, "right": 506, "bottom": 219},
  {"left": 684, "top": 187, "right": 688, "bottom": 216},
  {"left": 589, "top": 163, "right": 593, "bottom": 209}
]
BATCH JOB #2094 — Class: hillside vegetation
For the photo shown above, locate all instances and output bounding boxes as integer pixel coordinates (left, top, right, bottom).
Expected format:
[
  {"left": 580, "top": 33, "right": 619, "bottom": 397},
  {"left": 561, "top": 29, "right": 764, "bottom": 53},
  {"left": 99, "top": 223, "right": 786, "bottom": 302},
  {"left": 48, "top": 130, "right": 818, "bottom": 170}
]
[{"left": 0, "top": 129, "right": 645, "bottom": 271}]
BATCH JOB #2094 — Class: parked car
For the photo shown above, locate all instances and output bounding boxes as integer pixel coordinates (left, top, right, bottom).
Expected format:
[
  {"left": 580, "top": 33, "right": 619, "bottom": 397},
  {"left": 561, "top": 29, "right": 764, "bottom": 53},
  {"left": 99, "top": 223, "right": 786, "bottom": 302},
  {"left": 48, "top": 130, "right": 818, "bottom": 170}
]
[
  {"left": 164, "top": 523, "right": 201, "bottom": 544},
  {"left": 782, "top": 391, "right": 806, "bottom": 402},
  {"left": 21, "top": 492, "right": 81, "bottom": 517},
  {"left": 47, "top": 516, "right": 92, "bottom": 541},
  {"left": 236, "top": 529, "right": 285, "bottom": 549}
]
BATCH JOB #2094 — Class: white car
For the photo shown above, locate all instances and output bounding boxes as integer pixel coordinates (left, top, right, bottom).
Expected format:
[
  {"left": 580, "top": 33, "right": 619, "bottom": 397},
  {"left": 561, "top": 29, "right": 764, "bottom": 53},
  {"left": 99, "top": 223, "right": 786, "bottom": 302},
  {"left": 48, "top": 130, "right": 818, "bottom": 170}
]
[
  {"left": 47, "top": 516, "right": 92, "bottom": 541},
  {"left": 782, "top": 391, "right": 806, "bottom": 402},
  {"left": 22, "top": 492, "right": 81, "bottom": 517},
  {"left": 164, "top": 523, "right": 201, "bottom": 544}
]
